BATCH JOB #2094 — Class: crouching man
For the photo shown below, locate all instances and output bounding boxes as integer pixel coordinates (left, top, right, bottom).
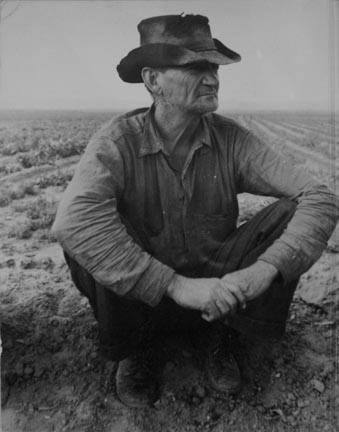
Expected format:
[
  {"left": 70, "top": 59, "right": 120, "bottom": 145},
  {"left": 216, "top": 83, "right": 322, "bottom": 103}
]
[{"left": 52, "top": 14, "right": 338, "bottom": 408}]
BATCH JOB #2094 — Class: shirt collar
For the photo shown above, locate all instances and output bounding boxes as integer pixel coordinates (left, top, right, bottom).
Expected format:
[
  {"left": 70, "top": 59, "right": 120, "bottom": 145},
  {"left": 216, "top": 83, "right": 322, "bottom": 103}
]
[{"left": 138, "top": 105, "right": 212, "bottom": 157}]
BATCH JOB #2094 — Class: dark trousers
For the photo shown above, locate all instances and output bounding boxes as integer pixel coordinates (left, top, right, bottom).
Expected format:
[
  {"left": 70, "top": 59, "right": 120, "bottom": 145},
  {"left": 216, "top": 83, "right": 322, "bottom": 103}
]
[{"left": 64, "top": 198, "right": 299, "bottom": 361}]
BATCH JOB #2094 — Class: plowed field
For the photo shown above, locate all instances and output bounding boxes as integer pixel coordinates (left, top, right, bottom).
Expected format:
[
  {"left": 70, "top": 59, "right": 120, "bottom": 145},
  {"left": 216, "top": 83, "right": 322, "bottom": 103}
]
[{"left": 1, "top": 110, "right": 338, "bottom": 432}]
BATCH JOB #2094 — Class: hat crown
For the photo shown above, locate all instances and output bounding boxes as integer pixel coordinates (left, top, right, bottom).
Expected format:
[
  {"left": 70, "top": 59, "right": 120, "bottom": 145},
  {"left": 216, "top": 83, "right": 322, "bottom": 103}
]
[
  {"left": 117, "top": 14, "right": 241, "bottom": 83},
  {"left": 137, "top": 14, "right": 215, "bottom": 50}
]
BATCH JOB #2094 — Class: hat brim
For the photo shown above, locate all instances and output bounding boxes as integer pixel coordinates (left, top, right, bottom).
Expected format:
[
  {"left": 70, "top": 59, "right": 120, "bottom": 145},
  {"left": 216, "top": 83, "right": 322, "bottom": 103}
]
[{"left": 116, "top": 39, "right": 241, "bottom": 83}]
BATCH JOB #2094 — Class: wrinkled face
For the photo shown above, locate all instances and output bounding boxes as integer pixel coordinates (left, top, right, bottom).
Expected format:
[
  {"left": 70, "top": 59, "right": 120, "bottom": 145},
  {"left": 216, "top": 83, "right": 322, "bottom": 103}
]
[{"left": 157, "top": 62, "right": 220, "bottom": 115}]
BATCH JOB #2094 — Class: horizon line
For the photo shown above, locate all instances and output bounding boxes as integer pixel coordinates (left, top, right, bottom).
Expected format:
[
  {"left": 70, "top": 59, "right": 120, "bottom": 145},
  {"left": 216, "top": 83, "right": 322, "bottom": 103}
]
[{"left": 0, "top": 107, "right": 334, "bottom": 114}]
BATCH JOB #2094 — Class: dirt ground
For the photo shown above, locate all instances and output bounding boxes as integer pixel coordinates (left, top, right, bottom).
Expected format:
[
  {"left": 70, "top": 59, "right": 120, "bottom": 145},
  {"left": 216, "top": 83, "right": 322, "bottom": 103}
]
[
  {"left": 0, "top": 185, "right": 338, "bottom": 432},
  {"left": 0, "top": 110, "right": 338, "bottom": 431}
]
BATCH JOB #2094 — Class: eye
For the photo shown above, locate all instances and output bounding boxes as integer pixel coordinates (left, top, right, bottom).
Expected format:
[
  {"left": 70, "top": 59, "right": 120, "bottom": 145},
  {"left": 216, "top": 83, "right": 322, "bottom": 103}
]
[
  {"left": 204, "top": 64, "right": 219, "bottom": 73},
  {"left": 183, "top": 64, "right": 199, "bottom": 72},
  {"left": 188, "top": 63, "right": 219, "bottom": 73}
]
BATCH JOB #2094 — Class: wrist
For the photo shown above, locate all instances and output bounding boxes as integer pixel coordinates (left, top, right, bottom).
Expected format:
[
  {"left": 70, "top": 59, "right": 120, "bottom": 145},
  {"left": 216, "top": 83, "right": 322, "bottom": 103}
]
[
  {"left": 254, "top": 260, "right": 279, "bottom": 281},
  {"left": 166, "top": 273, "right": 182, "bottom": 299}
]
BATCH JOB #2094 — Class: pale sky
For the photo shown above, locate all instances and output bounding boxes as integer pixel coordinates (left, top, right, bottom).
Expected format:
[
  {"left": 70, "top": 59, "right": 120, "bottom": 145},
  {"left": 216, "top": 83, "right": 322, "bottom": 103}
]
[{"left": 0, "top": 0, "right": 338, "bottom": 111}]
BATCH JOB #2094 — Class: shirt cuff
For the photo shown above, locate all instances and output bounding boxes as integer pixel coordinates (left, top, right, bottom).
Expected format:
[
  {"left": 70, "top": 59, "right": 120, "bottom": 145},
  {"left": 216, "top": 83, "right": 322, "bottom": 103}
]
[
  {"left": 126, "top": 258, "right": 176, "bottom": 307},
  {"left": 257, "top": 239, "right": 312, "bottom": 283}
]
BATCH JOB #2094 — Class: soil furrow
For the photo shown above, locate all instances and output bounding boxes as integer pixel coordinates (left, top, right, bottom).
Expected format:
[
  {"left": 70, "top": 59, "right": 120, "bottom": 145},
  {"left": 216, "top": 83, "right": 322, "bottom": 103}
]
[
  {"left": 1, "top": 155, "right": 80, "bottom": 185},
  {"left": 250, "top": 118, "right": 339, "bottom": 169}
]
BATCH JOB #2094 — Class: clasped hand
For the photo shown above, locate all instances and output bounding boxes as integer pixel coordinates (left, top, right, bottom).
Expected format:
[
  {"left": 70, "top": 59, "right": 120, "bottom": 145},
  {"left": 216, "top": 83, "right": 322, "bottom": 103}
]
[{"left": 167, "top": 261, "right": 278, "bottom": 322}]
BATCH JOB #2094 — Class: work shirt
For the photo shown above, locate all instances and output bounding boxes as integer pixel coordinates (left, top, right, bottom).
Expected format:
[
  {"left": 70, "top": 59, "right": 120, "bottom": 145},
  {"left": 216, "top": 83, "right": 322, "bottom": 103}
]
[{"left": 52, "top": 107, "right": 338, "bottom": 306}]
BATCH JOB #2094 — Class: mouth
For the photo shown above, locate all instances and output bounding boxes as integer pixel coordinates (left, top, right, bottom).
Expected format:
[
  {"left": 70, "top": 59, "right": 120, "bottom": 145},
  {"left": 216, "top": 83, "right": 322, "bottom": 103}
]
[
  {"left": 200, "top": 93, "right": 218, "bottom": 98},
  {"left": 199, "top": 88, "right": 218, "bottom": 96},
  {"left": 198, "top": 84, "right": 218, "bottom": 96},
  {"left": 199, "top": 91, "right": 217, "bottom": 96}
]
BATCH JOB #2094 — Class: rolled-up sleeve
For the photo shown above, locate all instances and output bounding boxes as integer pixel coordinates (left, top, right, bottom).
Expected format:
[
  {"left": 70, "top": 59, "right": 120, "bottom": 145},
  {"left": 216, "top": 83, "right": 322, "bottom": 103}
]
[
  {"left": 235, "top": 130, "right": 339, "bottom": 282},
  {"left": 51, "top": 131, "right": 175, "bottom": 306}
]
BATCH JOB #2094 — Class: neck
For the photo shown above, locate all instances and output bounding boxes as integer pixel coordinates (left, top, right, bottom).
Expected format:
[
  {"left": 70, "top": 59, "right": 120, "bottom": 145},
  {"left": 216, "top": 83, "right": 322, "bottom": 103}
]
[{"left": 153, "top": 103, "right": 201, "bottom": 153}]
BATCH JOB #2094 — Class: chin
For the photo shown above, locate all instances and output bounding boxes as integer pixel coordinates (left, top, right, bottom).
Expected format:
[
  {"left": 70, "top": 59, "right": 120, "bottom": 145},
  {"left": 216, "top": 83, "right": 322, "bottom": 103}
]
[
  {"left": 197, "top": 95, "right": 218, "bottom": 114},
  {"left": 196, "top": 101, "right": 218, "bottom": 115},
  {"left": 182, "top": 97, "right": 218, "bottom": 116}
]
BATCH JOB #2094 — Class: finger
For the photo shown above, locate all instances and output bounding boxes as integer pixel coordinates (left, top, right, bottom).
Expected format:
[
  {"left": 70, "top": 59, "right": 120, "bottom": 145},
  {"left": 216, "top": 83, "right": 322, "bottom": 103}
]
[
  {"left": 201, "top": 306, "right": 219, "bottom": 322},
  {"left": 216, "top": 286, "right": 238, "bottom": 314},
  {"left": 202, "top": 288, "right": 238, "bottom": 321},
  {"left": 224, "top": 283, "right": 247, "bottom": 309},
  {"left": 201, "top": 299, "right": 225, "bottom": 322},
  {"left": 213, "top": 298, "right": 232, "bottom": 319},
  {"left": 221, "top": 279, "right": 247, "bottom": 309},
  {"left": 201, "top": 311, "right": 214, "bottom": 322},
  {"left": 203, "top": 295, "right": 234, "bottom": 321}
]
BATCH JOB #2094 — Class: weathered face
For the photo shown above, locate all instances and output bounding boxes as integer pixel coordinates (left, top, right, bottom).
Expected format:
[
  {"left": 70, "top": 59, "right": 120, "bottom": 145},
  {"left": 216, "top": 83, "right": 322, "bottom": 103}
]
[{"left": 157, "top": 62, "right": 220, "bottom": 115}]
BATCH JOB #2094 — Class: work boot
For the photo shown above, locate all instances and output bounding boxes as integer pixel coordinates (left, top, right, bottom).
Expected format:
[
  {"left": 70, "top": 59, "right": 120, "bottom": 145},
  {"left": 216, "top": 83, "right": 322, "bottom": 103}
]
[
  {"left": 115, "top": 343, "right": 164, "bottom": 408},
  {"left": 205, "top": 327, "right": 242, "bottom": 394}
]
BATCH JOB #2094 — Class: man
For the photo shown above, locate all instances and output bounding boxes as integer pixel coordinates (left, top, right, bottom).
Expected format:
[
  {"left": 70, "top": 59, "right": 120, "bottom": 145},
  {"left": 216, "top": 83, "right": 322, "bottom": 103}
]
[{"left": 52, "top": 14, "right": 338, "bottom": 408}]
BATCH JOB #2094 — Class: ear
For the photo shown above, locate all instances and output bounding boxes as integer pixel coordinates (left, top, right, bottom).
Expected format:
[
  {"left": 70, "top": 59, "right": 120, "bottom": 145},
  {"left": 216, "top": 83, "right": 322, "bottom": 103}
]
[{"left": 141, "top": 67, "right": 162, "bottom": 96}]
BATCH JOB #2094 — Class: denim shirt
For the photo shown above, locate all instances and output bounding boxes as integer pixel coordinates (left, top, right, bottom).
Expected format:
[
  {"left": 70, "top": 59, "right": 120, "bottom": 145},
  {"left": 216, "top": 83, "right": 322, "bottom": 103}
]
[{"left": 52, "top": 107, "right": 338, "bottom": 306}]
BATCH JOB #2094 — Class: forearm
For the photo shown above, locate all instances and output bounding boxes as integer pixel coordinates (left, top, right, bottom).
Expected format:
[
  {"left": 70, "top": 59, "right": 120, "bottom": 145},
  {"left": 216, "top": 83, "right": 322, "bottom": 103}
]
[
  {"left": 53, "top": 135, "right": 175, "bottom": 307},
  {"left": 258, "top": 184, "right": 338, "bottom": 282},
  {"left": 54, "top": 203, "right": 175, "bottom": 306},
  {"left": 222, "top": 261, "right": 279, "bottom": 303},
  {"left": 237, "top": 131, "right": 338, "bottom": 282}
]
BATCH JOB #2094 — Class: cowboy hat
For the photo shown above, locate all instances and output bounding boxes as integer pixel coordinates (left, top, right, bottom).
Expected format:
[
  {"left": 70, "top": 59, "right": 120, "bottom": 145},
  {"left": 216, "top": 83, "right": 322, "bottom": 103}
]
[{"left": 117, "top": 14, "right": 241, "bottom": 83}]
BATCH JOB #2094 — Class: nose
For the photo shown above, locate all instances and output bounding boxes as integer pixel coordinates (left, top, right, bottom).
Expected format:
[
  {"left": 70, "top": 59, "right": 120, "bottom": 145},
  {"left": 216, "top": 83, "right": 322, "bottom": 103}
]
[{"left": 201, "top": 67, "right": 219, "bottom": 87}]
